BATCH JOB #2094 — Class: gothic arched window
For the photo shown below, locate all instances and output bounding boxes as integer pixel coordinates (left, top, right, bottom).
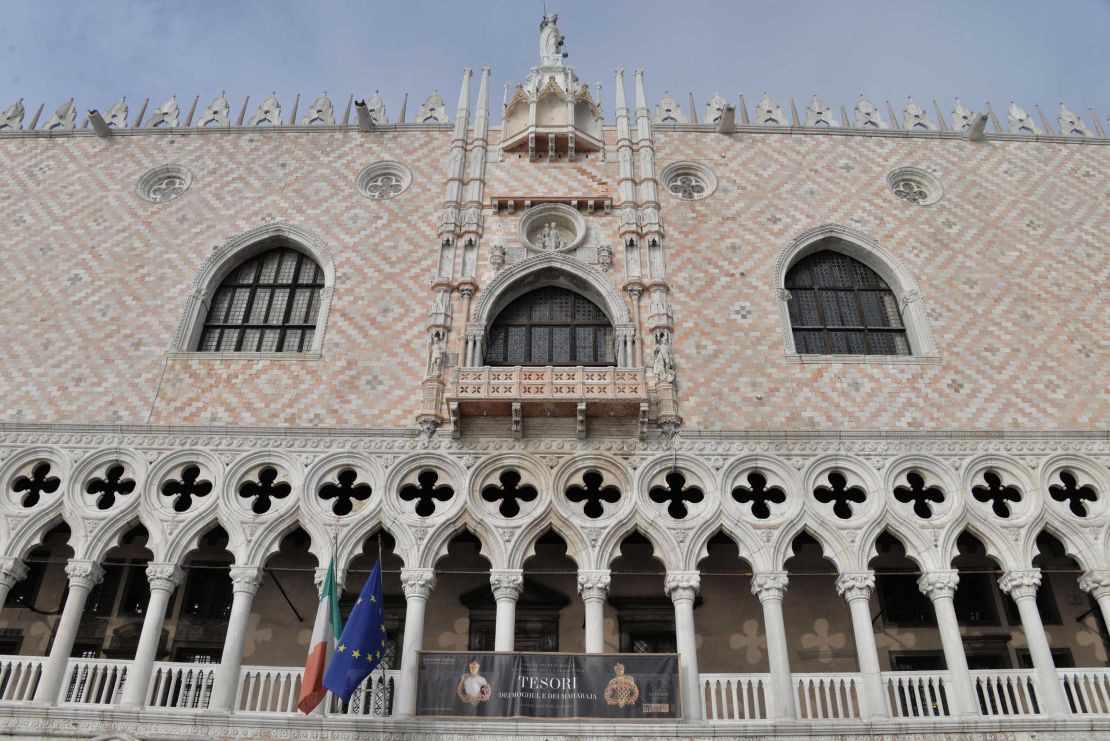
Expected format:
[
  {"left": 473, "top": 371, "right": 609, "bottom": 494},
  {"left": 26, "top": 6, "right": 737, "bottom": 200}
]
[
  {"left": 485, "top": 287, "right": 614, "bottom": 366},
  {"left": 198, "top": 246, "right": 324, "bottom": 352},
  {"left": 785, "top": 250, "right": 910, "bottom": 355}
]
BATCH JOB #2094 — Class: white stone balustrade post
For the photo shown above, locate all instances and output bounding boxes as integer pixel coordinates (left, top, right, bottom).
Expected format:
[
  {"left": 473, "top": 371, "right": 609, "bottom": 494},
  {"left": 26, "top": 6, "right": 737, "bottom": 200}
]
[
  {"left": 121, "top": 563, "right": 184, "bottom": 707},
  {"left": 0, "top": 557, "right": 28, "bottom": 609},
  {"left": 752, "top": 572, "right": 795, "bottom": 719},
  {"left": 1079, "top": 570, "right": 1110, "bottom": 633},
  {"left": 395, "top": 568, "right": 436, "bottom": 717},
  {"left": 34, "top": 559, "right": 104, "bottom": 704},
  {"left": 918, "top": 571, "right": 977, "bottom": 716},
  {"left": 836, "top": 571, "right": 888, "bottom": 718},
  {"left": 998, "top": 569, "right": 1068, "bottom": 716},
  {"left": 209, "top": 565, "right": 263, "bottom": 712},
  {"left": 665, "top": 570, "right": 701, "bottom": 721},
  {"left": 490, "top": 569, "right": 524, "bottom": 652},
  {"left": 577, "top": 570, "right": 610, "bottom": 653}
]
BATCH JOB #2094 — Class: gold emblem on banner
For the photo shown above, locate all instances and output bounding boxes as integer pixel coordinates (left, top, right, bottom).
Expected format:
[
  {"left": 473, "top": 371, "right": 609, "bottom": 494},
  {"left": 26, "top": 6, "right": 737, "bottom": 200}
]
[
  {"left": 603, "top": 663, "right": 639, "bottom": 707},
  {"left": 457, "top": 660, "right": 492, "bottom": 704}
]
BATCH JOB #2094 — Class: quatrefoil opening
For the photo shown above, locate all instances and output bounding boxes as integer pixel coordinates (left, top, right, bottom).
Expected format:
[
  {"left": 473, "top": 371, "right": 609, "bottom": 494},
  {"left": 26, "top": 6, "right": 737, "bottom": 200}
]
[
  {"left": 85, "top": 464, "right": 136, "bottom": 510},
  {"left": 319, "top": 468, "right": 373, "bottom": 516},
  {"left": 1049, "top": 471, "right": 1097, "bottom": 518},
  {"left": 481, "top": 469, "right": 538, "bottom": 518},
  {"left": 813, "top": 471, "right": 866, "bottom": 519},
  {"left": 12, "top": 462, "right": 61, "bottom": 508},
  {"left": 893, "top": 471, "right": 945, "bottom": 519},
  {"left": 972, "top": 471, "right": 1022, "bottom": 518},
  {"left": 161, "top": 465, "right": 213, "bottom": 513},
  {"left": 238, "top": 466, "right": 292, "bottom": 515},
  {"left": 566, "top": 470, "right": 621, "bottom": 519},
  {"left": 732, "top": 471, "right": 786, "bottom": 520},
  {"left": 648, "top": 471, "right": 704, "bottom": 519},
  {"left": 399, "top": 469, "right": 454, "bottom": 517}
]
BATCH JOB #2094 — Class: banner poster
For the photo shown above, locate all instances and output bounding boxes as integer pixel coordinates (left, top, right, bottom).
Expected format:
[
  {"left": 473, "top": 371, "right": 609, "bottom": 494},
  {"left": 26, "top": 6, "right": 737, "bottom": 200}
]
[{"left": 415, "top": 651, "right": 681, "bottom": 720}]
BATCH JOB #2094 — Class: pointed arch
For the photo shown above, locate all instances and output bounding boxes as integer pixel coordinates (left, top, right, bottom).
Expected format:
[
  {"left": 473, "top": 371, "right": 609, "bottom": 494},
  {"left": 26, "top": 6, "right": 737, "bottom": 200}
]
[
  {"left": 172, "top": 221, "right": 336, "bottom": 353},
  {"left": 510, "top": 514, "right": 588, "bottom": 570},
  {"left": 774, "top": 223, "right": 938, "bottom": 358}
]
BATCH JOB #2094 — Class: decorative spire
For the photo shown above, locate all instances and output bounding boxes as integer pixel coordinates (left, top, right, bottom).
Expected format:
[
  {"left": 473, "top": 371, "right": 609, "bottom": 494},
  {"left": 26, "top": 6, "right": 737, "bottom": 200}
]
[
  {"left": 453, "top": 67, "right": 471, "bottom": 132},
  {"left": 474, "top": 66, "right": 491, "bottom": 139}
]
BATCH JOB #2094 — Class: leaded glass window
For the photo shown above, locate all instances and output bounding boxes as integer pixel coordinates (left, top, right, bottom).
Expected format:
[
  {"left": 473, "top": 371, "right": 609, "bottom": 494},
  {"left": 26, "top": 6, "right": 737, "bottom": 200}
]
[
  {"left": 485, "top": 287, "right": 614, "bottom": 366},
  {"left": 198, "top": 246, "right": 324, "bottom": 353},
  {"left": 785, "top": 249, "right": 910, "bottom": 356}
]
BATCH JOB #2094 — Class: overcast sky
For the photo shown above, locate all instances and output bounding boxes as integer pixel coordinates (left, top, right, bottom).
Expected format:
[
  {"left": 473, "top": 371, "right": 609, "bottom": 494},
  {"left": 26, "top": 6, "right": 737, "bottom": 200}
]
[{"left": 2, "top": 0, "right": 1109, "bottom": 127}]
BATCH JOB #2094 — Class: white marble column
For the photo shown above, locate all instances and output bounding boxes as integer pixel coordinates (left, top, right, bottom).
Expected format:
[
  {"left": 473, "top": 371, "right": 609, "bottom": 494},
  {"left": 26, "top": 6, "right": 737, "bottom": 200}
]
[
  {"left": 490, "top": 569, "right": 524, "bottom": 652},
  {"left": 1079, "top": 570, "right": 1110, "bottom": 633},
  {"left": 0, "top": 557, "right": 28, "bottom": 608},
  {"left": 999, "top": 569, "right": 1068, "bottom": 716},
  {"left": 120, "top": 563, "right": 184, "bottom": 707},
  {"left": 33, "top": 559, "right": 104, "bottom": 704},
  {"left": 209, "top": 565, "right": 263, "bottom": 712},
  {"left": 577, "top": 570, "right": 610, "bottom": 653},
  {"left": 751, "top": 572, "right": 795, "bottom": 719},
  {"left": 917, "top": 571, "right": 977, "bottom": 716},
  {"left": 836, "top": 571, "right": 888, "bottom": 719},
  {"left": 395, "top": 568, "right": 436, "bottom": 717},
  {"left": 665, "top": 571, "right": 701, "bottom": 721}
]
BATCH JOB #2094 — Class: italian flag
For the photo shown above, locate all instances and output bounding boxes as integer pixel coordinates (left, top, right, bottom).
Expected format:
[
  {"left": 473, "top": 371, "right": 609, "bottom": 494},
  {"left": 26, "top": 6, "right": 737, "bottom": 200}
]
[{"left": 298, "top": 559, "right": 341, "bottom": 714}]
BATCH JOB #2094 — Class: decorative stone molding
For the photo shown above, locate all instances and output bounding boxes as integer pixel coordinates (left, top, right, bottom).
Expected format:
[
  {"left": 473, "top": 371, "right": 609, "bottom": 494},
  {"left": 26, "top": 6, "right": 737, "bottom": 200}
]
[
  {"left": 918, "top": 570, "right": 959, "bottom": 600},
  {"left": 248, "top": 93, "right": 282, "bottom": 127},
  {"left": 136, "top": 164, "right": 192, "bottom": 204},
  {"left": 853, "top": 96, "right": 887, "bottom": 129},
  {"left": 417, "top": 90, "right": 448, "bottom": 124},
  {"left": 490, "top": 568, "right": 525, "bottom": 601},
  {"left": 659, "top": 161, "right": 718, "bottom": 201},
  {"left": 301, "top": 92, "right": 335, "bottom": 125},
  {"left": 835, "top": 571, "right": 876, "bottom": 601},
  {"left": 1007, "top": 102, "right": 1042, "bottom": 135},
  {"left": 196, "top": 92, "right": 230, "bottom": 127},
  {"left": 755, "top": 93, "right": 786, "bottom": 126},
  {"left": 751, "top": 572, "right": 789, "bottom": 602},
  {"left": 357, "top": 161, "right": 413, "bottom": 200},
  {"left": 903, "top": 98, "right": 937, "bottom": 131},
  {"left": 65, "top": 559, "right": 105, "bottom": 590},
  {"left": 664, "top": 570, "right": 700, "bottom": 601},
  {"left": 887, "top": 166, "right": 943, "bottom": 206},
  {"left": 1058, "top": 103, "right": 1092, "bottom": 137},
  {"left": 104, "top": 98, "right": 129, "bottom": 128},
  {"left": 805, "top": 95, "right": 838, "bottom": 127},
  {"left": 145, "top": 562, "right": 185, "bottom": 592},
  {"left": 1079, "top": 570, "right": 1110, "bottom": 600},
  {"left": 400, "top": 568, "right": 437, "bottom": 599},
  {"left": 0, "top": 557, "right": 28, "bottom": 588},
  {"left": 44, "top": 99, "right": 76, "bottom": 130},
  {"left": 145, "top": 96, "right": 180, "bottom": 128},
  {"left": 653, "top": 92, "right": 687, "bottom": 125},
  {"left": 998, "top": 569, "right": 1042, "bottom": 600},
  {"left": 0, "top": 99, "right": 24, "bottom": 130},
  {"left": 229, "top": 565, "right": 264, "bottom": 594},
  {"left": 577, "top": 569, "right": 611, "bottom": 601}
]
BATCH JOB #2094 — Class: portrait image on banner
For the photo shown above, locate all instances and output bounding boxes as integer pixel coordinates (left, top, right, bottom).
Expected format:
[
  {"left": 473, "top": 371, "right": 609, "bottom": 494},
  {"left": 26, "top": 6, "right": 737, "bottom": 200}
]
[{"left": 415, "top": 652, "right": 681, "bottom": 720}]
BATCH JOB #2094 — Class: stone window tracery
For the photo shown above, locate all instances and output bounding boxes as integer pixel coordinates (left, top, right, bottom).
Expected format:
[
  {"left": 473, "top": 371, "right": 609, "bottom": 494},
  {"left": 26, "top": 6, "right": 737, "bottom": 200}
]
[
  {"left": 485, "top": 287, "right": 614, "bottom": 366},
  {"left": 356, "top": 161, "right": 412, "bottom": 200},
  {"left": 1048, "top": 471, "right": 1097, "bottom": 517},
  {"left": 137, "top": 165, "right": 192, "bottom": 204},
  {"left": 85, "top": 464, "right": 136, "bottom": 510},
  {"left": 160, "top": 465, "right": 213, "bottom": 513},
  {"left": 648, "top": 471, "right": 704, "bottom": 519},
  {"left": 12, "top": 462, "right": 60, "bottom": 508},
  {"left": 886, "top": 167, "right": 942, "bottom": 206},
  {"left": 480, "top": 470, "right": 538, "bottom": 518},
  {"left": 318, "top": 469, "right": 372, "bottom": 516},
  {"left": 785, "top": 250, "right": 910, "bottom": 356},
  {"left": 399, "top": 470, "right": 455, "bottom": 517},
  {"left": 238, "top": 466, "right": 292, "bottom": 514},
  {"left": 660, "top": 161, "right": 718, "bottom": 201},
  {"left": 198, "top": 246, "right": 324, "bottom": 353},
  {"left": 565, "top": 470, "right": 621, "bottom": 518}
]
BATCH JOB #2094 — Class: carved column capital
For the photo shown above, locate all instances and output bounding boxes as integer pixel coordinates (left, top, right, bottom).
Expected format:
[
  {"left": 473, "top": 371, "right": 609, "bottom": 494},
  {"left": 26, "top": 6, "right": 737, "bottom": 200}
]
[
  {"left": 835, "top": 571, "right": 876, "bottom": 602},
  {"left": 0, "top": 558, "right": 28, "bottom": 589},
  {"left": 751, "top": 571, "right": 789, "bottom": 602},
  {"left": 775, "top": 288, "right": 792, "bottom": 303},
  {"left": 918, "top": 570, "right": 960, "bottom": 599},
  {"left": 400, "top": 568, "right": 437, "bottom": 599},
  {"left": 1079, "top": 570, "right": 1110, "bottom": 600},
  {"left": 490, "top": 569, "right": 524, "bottom": 602},
  {"left": 65, "top": 560, "right": 105, "bottom": 591},
  {"left": 626, "top": 284, "right": 644, "bottom": 300},
  {"left": 998, "top": 569, "right": 1042, "bottom": 601},
  {"left": 664, "top": 570, "right": 700, "bottom": 602},
  {"left": 458, "top": 285, "right": 475, "bottom": 299},
  {"left": 577, "top": 570, "right": 611, "bottom": 601},
  {"left": 229, "top": 565, "right": 264, "bottom": 595},
  {"left": 145, "top": 562, "right": 185, "bottom": 593}
]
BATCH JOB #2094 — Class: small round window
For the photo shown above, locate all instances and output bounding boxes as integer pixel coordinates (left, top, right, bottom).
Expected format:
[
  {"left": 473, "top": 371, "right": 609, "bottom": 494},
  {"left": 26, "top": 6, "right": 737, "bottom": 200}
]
[
  {"left": 887, "top": 167, "right": 942, "bottom": 206},
  {"left": 660, "top": 161, "right": 718, "bottom": 201},
  {"left": 137, "top": 164, "right": 192, "bottom": 204},
  {"left": 357, "top": 161, "right": 412, "bottom": 200}
]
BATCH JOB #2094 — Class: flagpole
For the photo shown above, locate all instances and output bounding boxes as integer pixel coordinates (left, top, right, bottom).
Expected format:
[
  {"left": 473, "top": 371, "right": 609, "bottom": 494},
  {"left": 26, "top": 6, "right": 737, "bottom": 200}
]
[{"left": 377, "top": 533, "right": 387, "bottom": 704}]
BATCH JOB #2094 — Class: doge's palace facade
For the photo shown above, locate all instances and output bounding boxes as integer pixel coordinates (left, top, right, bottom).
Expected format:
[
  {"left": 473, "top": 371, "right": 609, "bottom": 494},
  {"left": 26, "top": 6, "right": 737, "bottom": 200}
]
[{"left": 0, "top": 13, "right": 1108, "bottom": 741}]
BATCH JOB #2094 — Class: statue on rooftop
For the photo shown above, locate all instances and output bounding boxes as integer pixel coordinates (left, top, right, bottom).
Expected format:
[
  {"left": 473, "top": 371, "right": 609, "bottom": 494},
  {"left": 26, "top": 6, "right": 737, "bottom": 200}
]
[{"left": 539, "top": 12, "right": 566, "bottom": 66}]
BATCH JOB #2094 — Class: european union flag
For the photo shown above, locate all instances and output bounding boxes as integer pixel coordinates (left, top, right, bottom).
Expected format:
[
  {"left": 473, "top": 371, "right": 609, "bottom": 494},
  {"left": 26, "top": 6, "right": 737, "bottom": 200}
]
[{"left": 323, "top": 560, "right": 388, "bottom": 702}]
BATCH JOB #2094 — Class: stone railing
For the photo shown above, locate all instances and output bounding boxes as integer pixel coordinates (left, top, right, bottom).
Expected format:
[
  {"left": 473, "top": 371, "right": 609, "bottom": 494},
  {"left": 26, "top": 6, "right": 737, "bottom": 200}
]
[{"left": 451, "top": 366, "right": 647, "bottom": 402}]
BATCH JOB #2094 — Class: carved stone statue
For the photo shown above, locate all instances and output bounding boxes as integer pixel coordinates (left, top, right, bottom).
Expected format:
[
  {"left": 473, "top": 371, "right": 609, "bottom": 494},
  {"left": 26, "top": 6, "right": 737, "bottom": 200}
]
[
  {"left": 539, "top": 222, "right": 565, "bottom": 251},
  {"left": 428, "top": 329, "right": 447, "bottom": 376},
  {"left": 652, "top": 331, "right": 676, "bottom": 383},
  {"left": 539, "top": 13, "right": 565, "bottom": 66}
]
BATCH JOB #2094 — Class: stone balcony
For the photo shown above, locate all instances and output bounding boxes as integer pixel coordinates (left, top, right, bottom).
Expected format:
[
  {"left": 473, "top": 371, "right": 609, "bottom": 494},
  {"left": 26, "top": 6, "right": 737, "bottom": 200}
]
[{"left": 446, "top": 366, "right": 649, "bottom": 438}]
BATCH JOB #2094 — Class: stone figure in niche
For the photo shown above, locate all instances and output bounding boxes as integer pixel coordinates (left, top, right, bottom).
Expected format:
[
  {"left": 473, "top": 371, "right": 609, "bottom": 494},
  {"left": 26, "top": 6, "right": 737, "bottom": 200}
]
[
  {"left": 652, "top": 331, "right": 676, "bottom": 383},
  {"left": 539, "top": 222, "right": 566, "bottom": 251},
  {"left": 539, "top": 13, "right": 565, "bottom": 66},
  {"left": 428, "top": 329, "right": 447, "bottom": 377}
]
